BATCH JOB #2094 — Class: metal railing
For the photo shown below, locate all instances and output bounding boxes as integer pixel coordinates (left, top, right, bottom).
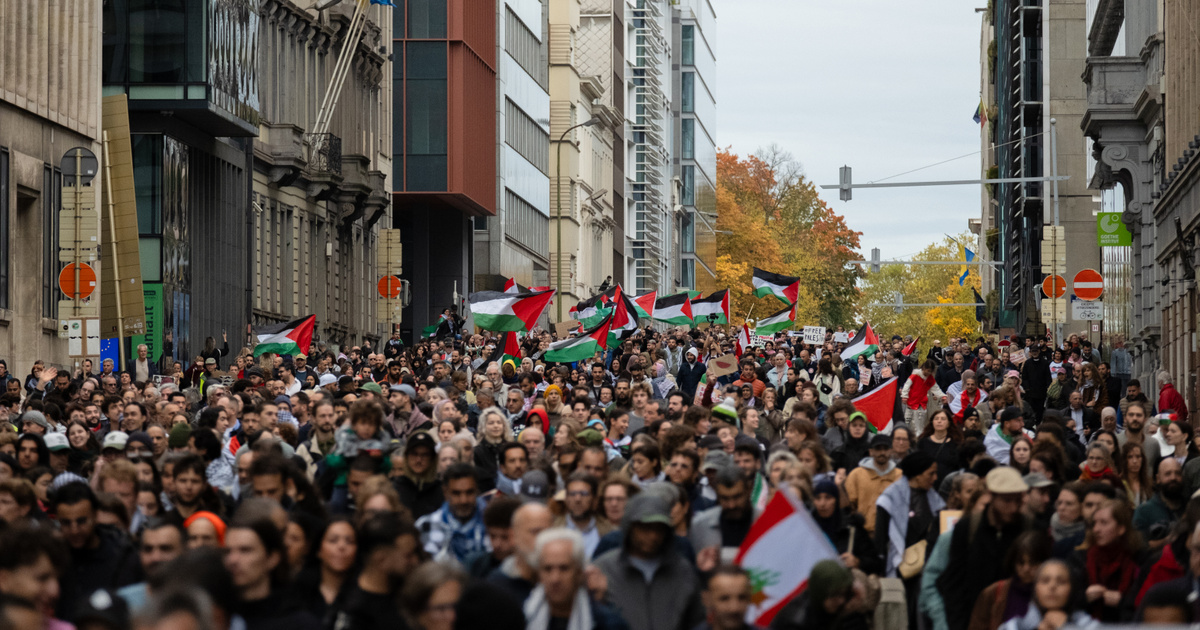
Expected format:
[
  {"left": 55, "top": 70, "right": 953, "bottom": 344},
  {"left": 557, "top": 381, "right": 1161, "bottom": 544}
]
[{"left": 307, "top": 133, "right": 342, "bottom": 176}]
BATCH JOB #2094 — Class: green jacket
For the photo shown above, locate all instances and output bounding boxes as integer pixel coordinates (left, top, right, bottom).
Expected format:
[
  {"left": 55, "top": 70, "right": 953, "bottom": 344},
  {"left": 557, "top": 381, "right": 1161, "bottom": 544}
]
[{"left": 918, "top": 530, "right": 953, "bottom": 630}]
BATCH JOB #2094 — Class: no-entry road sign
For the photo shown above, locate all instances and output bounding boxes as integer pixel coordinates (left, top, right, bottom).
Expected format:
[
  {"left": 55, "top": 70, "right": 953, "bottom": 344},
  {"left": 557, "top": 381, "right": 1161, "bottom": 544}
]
[{"left": 1073, "top": 269, "right": 1104, "bottom": 301}]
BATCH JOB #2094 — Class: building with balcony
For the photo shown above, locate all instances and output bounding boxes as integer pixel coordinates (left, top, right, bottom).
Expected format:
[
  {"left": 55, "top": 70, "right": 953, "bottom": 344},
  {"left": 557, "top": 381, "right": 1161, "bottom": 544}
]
[
  {"left": 548, "top": 0, "right": 620, "bottom": 321},
  {"left": 474, "top": 0, "right": 553, "bottom": 300},
  {"left": 0, "top": 0, "right": 103, "bottom": 372},
  {"left": 671, "top": 0, "right": 716, "bottom": 293},
  {"left": 392, "top": 0, "right": 497, "bottom": 340},
  {"left": 986, "top": 0, "right": 1098, "bottom": 334}
]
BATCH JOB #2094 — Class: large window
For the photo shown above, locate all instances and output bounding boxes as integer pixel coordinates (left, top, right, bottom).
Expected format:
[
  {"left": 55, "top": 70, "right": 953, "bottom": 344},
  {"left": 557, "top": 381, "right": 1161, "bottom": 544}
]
[
  {"left": 0, "top": 148, "right": 7, "bottom": 310},
  {"left": 408, "top": 0, "right": 446, "bottom": 38},
  {"left": 681, "top": 211, "right": 695, "bottom": 253},
  {"left": 104, "top": 0, "right": 206, "bottom": 85},
  {"left": 504, "top": 190, "right": 548, "bottom": 253},
  {"left": 681, "top": 118, "right": 695, "bottom": 159},
  {"left": 42, "top": 166, "right": 61, "bottom": 319},
  {"left": 681, "top": 25, "right": 694, "bottom": 65},
  {"left": 506, "top": 8, "right": 546, "bottom": 86},
  {"left": 681, "top": 72, "right": 694, "bottom": 113},
  {"left": 681, "top": 165, "right": 695, "bottom": 206},
  {"left": 505, "top": 99, "right": 550, "bottom": 174},
  {"left": 406, "top": 42, "right": 447, "bottom": 191}
]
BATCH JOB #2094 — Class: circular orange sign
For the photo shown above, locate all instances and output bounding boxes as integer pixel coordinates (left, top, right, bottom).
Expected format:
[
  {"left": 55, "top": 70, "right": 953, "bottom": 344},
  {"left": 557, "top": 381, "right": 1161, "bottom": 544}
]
[
  {"left": 59, "top": 263, "right": 96, "bottom": 299},
  {"left": 1041, "top": 275, "right": 1066, "bottom": 299},
  {"left": 377, "top": 275, "right": 403, "bottom": 299},
  {"left": 1073, "top": 269, "right": 1104, "bottom": 301}
]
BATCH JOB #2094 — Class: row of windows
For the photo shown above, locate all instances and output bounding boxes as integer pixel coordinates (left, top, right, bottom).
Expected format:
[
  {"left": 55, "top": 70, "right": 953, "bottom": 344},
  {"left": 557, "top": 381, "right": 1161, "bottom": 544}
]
[
  {"left": 394, "top": 0, "right": 447, "bottom": 39},
  {"left": 505, "top": 189, "right": 549, "bottom": 254},
  {"left": 505, "top": 98, "right": 550, "bottom": 174},
  {"left": 505, "top": 7, "right": 547, "bottom": 87}
]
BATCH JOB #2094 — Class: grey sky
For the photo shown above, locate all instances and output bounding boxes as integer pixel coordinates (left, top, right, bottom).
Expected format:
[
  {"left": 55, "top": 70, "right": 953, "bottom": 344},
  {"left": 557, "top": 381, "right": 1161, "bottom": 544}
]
[{"left": 717, "top": 0, "right": 986, "bottom": 261}]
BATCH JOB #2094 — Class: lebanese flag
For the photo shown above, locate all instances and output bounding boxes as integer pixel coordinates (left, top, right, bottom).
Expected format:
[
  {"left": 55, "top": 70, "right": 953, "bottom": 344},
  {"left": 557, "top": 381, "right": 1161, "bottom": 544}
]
[
  {"left": 736, "top": 490, "right": 839, "bottom": 626},
  {"left": 542, "top": 314, "right": 612, "bottom": 363},
  {"left": 752, "top": 268, "right": 801, "bottom": 305},
  {"left": 735, "top": 324, "right": 751, "bottom": 357},
  {"left": 901, "top": 337, "right": 919, "bottom": 357},
  {"left": 851, "top": 376, "right": 898, "bottom": 433},
  {"left": 253, "top": 315, "right": 316, "bottom": 357},
  {"left": 468, "top": 289, "right": 556, "bottom": 332},
  {"left": 633, "top": 291, "right": 657, "bottom": 319}
]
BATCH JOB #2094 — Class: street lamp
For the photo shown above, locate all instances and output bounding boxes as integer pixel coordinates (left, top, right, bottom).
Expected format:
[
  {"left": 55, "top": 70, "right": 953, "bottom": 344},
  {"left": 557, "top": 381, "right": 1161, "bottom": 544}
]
[{"left": 555, "top": 116, "right": 601, "bottom": 322}]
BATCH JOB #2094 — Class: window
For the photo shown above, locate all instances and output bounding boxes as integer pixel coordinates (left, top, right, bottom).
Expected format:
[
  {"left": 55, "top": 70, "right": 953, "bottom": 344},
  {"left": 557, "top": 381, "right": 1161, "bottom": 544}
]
[
  {"left": 406, "top": 42, "right": 447, "bottom": 191},
  {"left": 505, "top": 99, "right": 550, "bottom": 174},
  {"left": 43, "top": 166, "right": 62, "bottom": 319},
  {"left": 0, "top": 148, "right": 7, "bottom": 310},
  {"left": 681, "top": 72, "right": 694, "bottom": 113},
  {"left": 504, "top": 190, "right": 548, "bottom": 253},
  {"left": 105, "top": 0, "right": 206, "bottom": 84},
  {"left": 681, "top": 258, "right": 695, "bottom": 290},
  {"left": 681, "top": 211, "right": 695, "bottom": 253},
  {"left": 681, "top": 165, "right": 695, "bottom": 206},
  {"left": 681, "top": 25, "right": 694, "bottom": 65},
  {"left": 681, "top": 118, "right": 694, "bottom": 159},
  {"left": 506, "top": 8, "right": 546, "bottom": 85},
  {"left": 132, "top": 135, "right": 163, "bottom": 235},
  {"left": 408, "top": 0, "right": 446, "bottom": 38}
]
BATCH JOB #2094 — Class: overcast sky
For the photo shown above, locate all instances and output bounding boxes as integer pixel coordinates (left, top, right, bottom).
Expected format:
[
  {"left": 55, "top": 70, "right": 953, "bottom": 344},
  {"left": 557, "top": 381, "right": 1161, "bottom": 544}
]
[{"left": 716, "top": 0, "right": 987, "bottom": 261}]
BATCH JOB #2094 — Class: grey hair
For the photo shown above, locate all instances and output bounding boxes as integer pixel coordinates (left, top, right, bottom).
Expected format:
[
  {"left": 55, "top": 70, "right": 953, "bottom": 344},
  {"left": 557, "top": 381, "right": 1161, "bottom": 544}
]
[
  {"left": 767, "top": 450, "right": 799, "bottom": 471},
  {"left": 533, "top": 527, "right": 586, "bottom": 569},
  {"left": 1158, "top": 371, "right": 1173, "bottom": 385},
  {"left": 137, "top": 588, "right": 216, "bottom": 630}
]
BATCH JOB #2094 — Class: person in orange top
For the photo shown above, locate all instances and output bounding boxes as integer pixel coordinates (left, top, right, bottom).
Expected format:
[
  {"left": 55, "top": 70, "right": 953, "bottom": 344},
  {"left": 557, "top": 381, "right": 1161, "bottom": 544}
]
[{"left": 731, "top": 360, "right": 766, "bottom": 399}]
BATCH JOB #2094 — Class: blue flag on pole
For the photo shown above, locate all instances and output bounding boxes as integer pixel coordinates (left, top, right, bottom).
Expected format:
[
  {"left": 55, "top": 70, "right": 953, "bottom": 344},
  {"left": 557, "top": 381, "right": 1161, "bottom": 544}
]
[
  {"left": 959, "top": 247, "right": 975, "bottom": 286},
  {"left": 370, "top": 0, "right": 394, "bottom": 6}
]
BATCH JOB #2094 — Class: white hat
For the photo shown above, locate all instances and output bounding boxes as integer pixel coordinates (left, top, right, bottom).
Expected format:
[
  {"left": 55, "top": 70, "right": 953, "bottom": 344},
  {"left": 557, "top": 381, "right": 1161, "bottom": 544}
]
[
  {"left": 687, "top": 347, "right": 699, "bottom": 357},
  {"left": 44, "top": 432, "right": 70, "bottom": 452},
  {"left": 319, "top": 373, "right": 338, "bottom": 388},
  {"left": 102, "top": 431, "right": 129, "bottom": 451}
]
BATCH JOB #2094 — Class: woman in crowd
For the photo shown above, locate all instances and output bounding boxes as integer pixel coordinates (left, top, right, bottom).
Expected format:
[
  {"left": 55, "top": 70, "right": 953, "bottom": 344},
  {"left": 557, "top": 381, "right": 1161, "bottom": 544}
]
[
  {"left": 1079, "top": 444, "right": 1121, "bottom": 486},
  {"left": 1076, "top": 499, "right": 1144, "bottom": 621},
  {"left": 999, "top": 559, "right": 1097, "bottom": 630},
  {"left": 1120, "top": 442, "right": 1152, "bottom": 507},
  {"left": 1162, "top": 420, "right": 1199, "bottom": 466},
  {"left": 969, "top": 531, "right": 1054, "bottom": 630},
  {"left": 1009, "top": 436, "right": 1034, "bottom": 475},
  {"left": 917, "top": 409, "right": 962, "bottom": 484},
  {"left": 1051, "top": 482, "right": 1088, "bottom": 557},
  {"left": 811, "top": 478, "right": 880, "bottom": 575},
  {"left": 472, "top": 408, "right": 512, "bottom": 493}
]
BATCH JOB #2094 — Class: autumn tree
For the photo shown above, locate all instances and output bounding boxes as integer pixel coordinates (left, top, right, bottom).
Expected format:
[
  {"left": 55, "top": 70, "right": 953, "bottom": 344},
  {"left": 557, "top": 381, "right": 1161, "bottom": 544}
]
[
  {"left": 717, "top": 146, "right": 861, "bottom": 328},
  {"left": 856, "top": 234, "right": 984, "bottom": 355}
]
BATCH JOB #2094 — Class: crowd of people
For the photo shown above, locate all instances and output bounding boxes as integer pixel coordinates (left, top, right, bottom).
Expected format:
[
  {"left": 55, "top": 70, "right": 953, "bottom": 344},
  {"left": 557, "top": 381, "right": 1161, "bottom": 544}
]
[{"left": 0, "top": 322, "right": 1194, "bottom": 630}]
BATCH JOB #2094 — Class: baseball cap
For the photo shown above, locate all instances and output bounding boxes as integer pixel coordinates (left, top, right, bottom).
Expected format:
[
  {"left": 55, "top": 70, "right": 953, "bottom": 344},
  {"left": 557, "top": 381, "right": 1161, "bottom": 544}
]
[
  {"left": 985, "top": 466, "right": 1029, "bottom": 494},
  {"left": 358, "top": 381, "right": 383, "bottom": 395},
  {"left": 519, "top": 470, "right": 550, "bottom": 503},
  {"left": 44, "top": 432, "right": 69, "bottom": 452},
  {"left": 869, "top": 433, "right": 892, "bottom": 449},
  {"left": 698, "top": 435, "right": 724, "bottom": 450},
  {"left": 998, "top": 406, "right": 1024, "bottom": 424},
  {"left": 294, "top": 353, "right": 307, "bottom": 360},
  {"left": 74, "top": 589, "right": 129, "bottom": 630},
  {"left": 319, "top": 373, "right": 338, "bottom": 387},
  {"left": 405, "top": 432, "right": 436, "bottom": 454},
  {"left": 701, "top": 450, "right": 732, "bottom": 473},
  {"left": 205, "top": 357, "right": 217, "bottom": 365},
  {"left": 392, "top": 383, "right": 417, "bottom": 399},
  {"left": 102, "top": 431, "right": 129, "bottom": 451}
]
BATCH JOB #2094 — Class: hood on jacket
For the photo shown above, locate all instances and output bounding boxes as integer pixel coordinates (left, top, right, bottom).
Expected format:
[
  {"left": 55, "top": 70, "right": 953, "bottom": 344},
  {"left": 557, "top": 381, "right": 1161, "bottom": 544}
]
[
  {"left": 857, "top": 456, "right": 897, "bottom": 477},
  {"left": 619, "top": 493, "right": 673, "bottom": 555}
]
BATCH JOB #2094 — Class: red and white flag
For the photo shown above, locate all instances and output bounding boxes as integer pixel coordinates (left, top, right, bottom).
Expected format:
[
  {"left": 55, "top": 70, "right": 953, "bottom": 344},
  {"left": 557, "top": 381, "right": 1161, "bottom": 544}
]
[
  {"left": 736, "top": 490, "right": 839, "bottom": 626},
  {"left": 735, "top": 324, "right": 751, "bottom": 357},
  {"left": 901, "top": 337, "right": 919, "bottom": 357}
]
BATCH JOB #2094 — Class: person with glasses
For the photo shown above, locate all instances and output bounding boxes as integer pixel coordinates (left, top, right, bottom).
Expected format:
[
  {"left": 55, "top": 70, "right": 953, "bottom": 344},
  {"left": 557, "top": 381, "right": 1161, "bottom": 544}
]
[{"left": 552, "top": 472, "right": 613, "bottom": 559}]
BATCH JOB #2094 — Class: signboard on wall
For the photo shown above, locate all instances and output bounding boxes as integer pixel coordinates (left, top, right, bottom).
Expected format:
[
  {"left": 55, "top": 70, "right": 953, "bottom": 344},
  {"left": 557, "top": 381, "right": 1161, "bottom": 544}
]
[
  {"left": 131, "top": 283, "right": 164, "bottom": 363},
  {"left": 1097, "top": 212, "right": 1132, "bottom": 246}
]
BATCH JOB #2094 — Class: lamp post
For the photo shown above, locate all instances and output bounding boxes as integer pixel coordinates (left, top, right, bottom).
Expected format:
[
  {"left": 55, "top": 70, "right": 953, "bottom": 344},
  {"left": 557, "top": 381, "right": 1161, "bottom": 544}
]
[{"left": 555, "top": 116, "right": 601, "bottom": 322}]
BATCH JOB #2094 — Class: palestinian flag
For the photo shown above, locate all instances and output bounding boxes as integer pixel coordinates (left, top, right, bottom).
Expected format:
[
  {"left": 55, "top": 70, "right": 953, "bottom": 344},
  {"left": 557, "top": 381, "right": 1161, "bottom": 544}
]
[
  {"left": 542, "top": 314, "right": 612, "bottom": 363},
  {"left": 573, "top": 287, "right": 616, "bottom": 328},
  {"left": 901, "top": 337, "right": 919, "bottom": 357},
  {"left": 501, "top": 331, "right": 522, "bottom": 365},
  {"left": 840, "top": 322, "right": 880, "bottom": 361},
  {"left": 606, "top": 286, "right": 641, "bottom": 349},
  {"left": 755, "top": 302, "right": 797, "bottom": 335},
  {"left": 254, "top": 315, "right": 316, "bottom": 357},
  {"left": 692, "top": 290, "right": 730, "bottom": 325},
  {"left": 632, "top": 291, "right": 657, "bottom": 319},
  {"left": 735, "top": 324, "right": 751, "bottom": 357},
  {"left": 654, "top": 292, "right": 694, "bottom": 326},
  {"left": 752, "top": 268, "right": 801, "bottom": 304},
  {"left": 421, "top": 313, "right": 451, "bottom": 339},
  {"left": 851, "top": 376, "right": 898, "bottom": 434},
  {"left": 503, "top": 278, "right": 527, "bottom": 294},
  {"left": 468, "top": 289, "right": 555, "bottom": 332}
]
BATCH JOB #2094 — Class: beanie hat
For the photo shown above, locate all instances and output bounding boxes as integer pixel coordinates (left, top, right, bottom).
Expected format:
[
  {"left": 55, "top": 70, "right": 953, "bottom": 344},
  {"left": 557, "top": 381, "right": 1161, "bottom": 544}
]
[
  {"left": 712, "top": 396, "right": 739, "bottom": 428},
  {"left": 898, "top": 451, "right": 937, "bottom": 478},
  {"left": 19, "top": 411, "right": 49, "bottom": 430},
  {"left": 183, "top": 511, "right": 227, "bottom": 546},
  {"left": 808, "top": 559, "right": 854, "bottom": 605},
  {"left": 813, "top": 478, "right": 839, "bottom": 498},
  {"left": 168, "top": 423, "right": 193, "bottom": 449}
]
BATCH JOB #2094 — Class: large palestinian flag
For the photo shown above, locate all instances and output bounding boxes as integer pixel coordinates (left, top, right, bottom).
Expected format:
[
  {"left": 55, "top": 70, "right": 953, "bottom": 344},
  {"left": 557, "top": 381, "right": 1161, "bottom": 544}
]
[
  {"left": 755, "top": 302, "right": 797, "bottom": 335},
  {"left": 606, "top": 286, "right": 641, "bottom": 349},
  {"left": 632, "top": 291, "right": 657, "bottom": 319},
  {"left": 851, "top": 376, "right": 898, "bottom": 434},
  {"left": 654, "top": 293, "right": 694, "bottom": 326},
  {"left": 468, "top": 289, "right": 555, "bottom": 332},
  {"left": 254, "top": 315, "right": 316, "bottom": 357},
  {"left": 692, "top": 290, "right": 730, "bottom": 325},
  {"left": 542, "top": 314, "right": 612, "bottom": 363},
  {"left": 752, "top": 268, "right": 801, "bottom": 304},
  {"left": 840, "top": 322, "right": 880, "bottom": 361}
]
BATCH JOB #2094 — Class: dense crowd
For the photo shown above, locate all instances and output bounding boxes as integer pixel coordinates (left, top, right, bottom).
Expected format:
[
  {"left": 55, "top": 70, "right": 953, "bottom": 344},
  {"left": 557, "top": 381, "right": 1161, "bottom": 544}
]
[{"left": 0, "top": 323, "right": 1195, "bottom": 630}]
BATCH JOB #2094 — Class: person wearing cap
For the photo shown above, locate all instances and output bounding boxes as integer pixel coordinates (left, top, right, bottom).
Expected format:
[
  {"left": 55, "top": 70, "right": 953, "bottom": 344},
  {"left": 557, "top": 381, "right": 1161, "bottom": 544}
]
[
  {"left": 393, "top": 432, "right": 443, "bottom": 520},
  {"left": 487, "top": 501, "right": 553, "bottom": 602},
  {"left": 939, "top": 467, "right": 1031, "bottom": 630},
  {"left": 385, "top": 383, "right": 430, "bottom": 439},
  {"left": 770, "top": 559, "right": 866, "bottom": 630},
  {"left": 875, "top": 451, "right": 944, "bottom": 627},
  {"left": 198, "top": 357, "right": 221, "bottom": 399},
  {"left": 985, "top": 406, "right": 1033, "bottom": 464},
  {"left": 842, "top": 432, "right": 900, "bottom": 535},
  {"left": 594, "top": 493, "right": 704, "bottom": 630},
  {"left": 43, "top": 432, "right": 71, "bottom": 474},
  {"left": 1024, "top": 472, "right": 1057, "bottom": 529}
]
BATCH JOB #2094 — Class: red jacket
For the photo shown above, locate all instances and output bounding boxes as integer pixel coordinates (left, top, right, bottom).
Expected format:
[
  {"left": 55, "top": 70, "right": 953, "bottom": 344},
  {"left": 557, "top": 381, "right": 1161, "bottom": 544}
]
[{"left": 1159, "top": 383, "right": 1189, "bottom": 424}]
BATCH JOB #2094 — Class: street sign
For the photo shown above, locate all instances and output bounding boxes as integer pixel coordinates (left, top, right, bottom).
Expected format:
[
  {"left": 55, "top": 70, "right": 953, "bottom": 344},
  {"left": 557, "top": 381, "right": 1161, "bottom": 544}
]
[
  {"left": 1041, "top": 225, "right": 1067, "bottom": 274},
  {"left": 59, "top": 263, "right": 96, "bottom": 299},
  {"left": 1042, "top": 275, "right": 1066, "bottom": 298},
  {"left": 377, "top": 275, "right": 403, "bottom": 299},
  {"left": 1073, "top": 299, "right": 1103, "bottom": 321},
  {"left": 1072, "top": 269, "right": 1104, "bottom": 301},
  {"left": 1041, "top": 298, "right": 1066, "bottom": 324}
]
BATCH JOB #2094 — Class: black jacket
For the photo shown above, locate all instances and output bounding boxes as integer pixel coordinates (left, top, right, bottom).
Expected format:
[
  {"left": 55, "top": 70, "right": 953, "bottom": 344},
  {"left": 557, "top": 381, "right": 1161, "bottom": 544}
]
[
  {"left": 393, "top": 474, "right": 444, "bottom": 520},
  {"left": 677, "top": 360, "right": 707, "bottom": 398},
  {"left": 1021, "top": 354, "right": 1052, "bottom": 399},
  {"left": 938, "top": 511, "right": 1031, "bottom": 630},
  {"left": 58, "top": 525, "right": 141, "bottom": 621}
]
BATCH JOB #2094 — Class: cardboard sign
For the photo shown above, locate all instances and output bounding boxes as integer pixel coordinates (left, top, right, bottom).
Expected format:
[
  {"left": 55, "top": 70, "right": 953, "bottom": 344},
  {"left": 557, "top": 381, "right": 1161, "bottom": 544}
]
[
  {"left": 1009, "top": 349, "right": 1027, "bottom": 366},
  {"left": 833, "top": 332, "right": 850, "bottom": 343},
  {"left": 554, "top": 321, "right": 577, "bottom": 339},
  {"left": 707, "top": 353, "right": 739, "bottom": 378},
  {"left": 802, "top": 326, "right": 826, "bottom": 345}
]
